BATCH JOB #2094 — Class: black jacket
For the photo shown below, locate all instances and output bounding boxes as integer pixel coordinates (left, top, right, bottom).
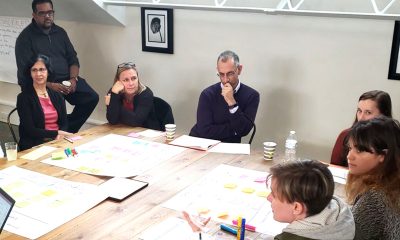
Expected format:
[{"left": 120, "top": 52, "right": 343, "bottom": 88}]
[
  {"left": 17, "top": 87, "right": 68, "bottom": 151},
  {"left": 106, "top": 87, "right": 161, "bottom": 130},
  {"left": 15, "top": 19, "right": 79, "bottom": 87}
]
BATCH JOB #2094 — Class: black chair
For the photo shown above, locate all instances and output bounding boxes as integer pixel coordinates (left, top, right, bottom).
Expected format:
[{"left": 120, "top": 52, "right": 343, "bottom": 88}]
[
  {"left": 248, "top": 123, "right": 256, "bottom": 145},
  {"left": 153, "top": 97, "right": 174, "bottom": 131},
  {"left": 7, "top": 107, "right": 18, "bottom": 143}
]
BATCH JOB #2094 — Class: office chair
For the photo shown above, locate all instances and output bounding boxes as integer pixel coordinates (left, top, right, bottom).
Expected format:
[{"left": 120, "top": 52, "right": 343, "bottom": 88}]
[
  {"left": 248, "top": 123, "right": 256, "bottom": 145},
  {"left": 7, "top": 107, "right": 18, "bottom": 143},
  {"left": 153, "top": 97, "right": 174, "bottom": 131}
]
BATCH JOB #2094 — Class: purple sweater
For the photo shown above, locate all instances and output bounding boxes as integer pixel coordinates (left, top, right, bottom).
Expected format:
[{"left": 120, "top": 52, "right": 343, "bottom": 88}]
[{"left": 190, "top": 82, "right": 260, "bottom": 143}]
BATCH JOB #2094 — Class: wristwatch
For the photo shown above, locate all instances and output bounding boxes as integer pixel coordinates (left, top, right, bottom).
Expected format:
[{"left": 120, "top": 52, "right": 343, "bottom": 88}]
[{"left": 229, "top": 103, "right": 238, "bottom": 109}]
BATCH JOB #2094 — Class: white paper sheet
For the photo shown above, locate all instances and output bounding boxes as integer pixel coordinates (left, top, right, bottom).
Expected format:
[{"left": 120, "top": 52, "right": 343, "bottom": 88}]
[
  {"left": 328, "top": 166, "right": 348, "bottom": 184},
  {"left": 0, "top": 166, "right": 107, "bottom": 239},
  {"left": 138, "top": 129, "right": 165, "bottom": 138},
  {"left": 20, "top": 146, "right": 57, "bottom": 160},
  {"left": 162, "top": 164, "right": 287, "bottom": 236},
  {"left": 42, "top": 134, "right": 185, "bottom": 177},
  {"left": 208, "top": 143, "right": 250, "bottom": 155},
  {"left": 169, "top": 135, "right": 220, "bottom": 151},
  {"left": 139, "top": 217, "right": 213, "bottom": 240}
]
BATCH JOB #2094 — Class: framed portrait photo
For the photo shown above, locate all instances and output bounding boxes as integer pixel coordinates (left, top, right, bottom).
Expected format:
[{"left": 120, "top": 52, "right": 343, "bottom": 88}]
[
  {"left": 388, "top": 21, "right": 400, "bottom": 80},
  {"left": 141, "top": 7, "right": 174, "bottom": 54}
]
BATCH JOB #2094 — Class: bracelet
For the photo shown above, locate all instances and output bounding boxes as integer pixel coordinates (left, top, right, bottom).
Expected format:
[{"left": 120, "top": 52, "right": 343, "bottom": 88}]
[{"left": 229, "top": 103, "right": 238, "bottom": 109}]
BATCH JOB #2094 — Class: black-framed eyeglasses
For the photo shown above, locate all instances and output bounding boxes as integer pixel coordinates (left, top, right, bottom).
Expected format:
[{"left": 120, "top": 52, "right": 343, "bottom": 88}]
[
  {"left": 217, "top": 69, "right": 237, "bottom": 79},
  {"left": 117, "top": 62, "right": 136, "bottom": 70},
  {"left": 36, "top": 10, "right": 55, "bottom": 17}
]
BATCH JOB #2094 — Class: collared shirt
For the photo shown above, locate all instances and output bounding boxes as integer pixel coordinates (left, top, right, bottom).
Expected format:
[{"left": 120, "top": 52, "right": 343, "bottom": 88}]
[{"left": 221, "top": 81, "right": 241, "bottom": 114}]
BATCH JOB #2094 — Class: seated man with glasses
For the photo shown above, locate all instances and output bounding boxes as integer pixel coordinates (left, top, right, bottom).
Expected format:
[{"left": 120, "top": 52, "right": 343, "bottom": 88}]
[
  {"left": 189, "top": 50, "right": 260, "bottom": 143},
  {"left": 15, "top": 0, "right": 99, "bottom": 133}
]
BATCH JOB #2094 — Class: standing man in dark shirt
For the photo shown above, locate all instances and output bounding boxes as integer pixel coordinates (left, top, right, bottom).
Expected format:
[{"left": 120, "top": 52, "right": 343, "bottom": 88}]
[
  {"left": 190, "top": 50, "right": 260, "bottom": 143},
  {"left": 15, "top": 0, "right": 99, "bottom": 133}
]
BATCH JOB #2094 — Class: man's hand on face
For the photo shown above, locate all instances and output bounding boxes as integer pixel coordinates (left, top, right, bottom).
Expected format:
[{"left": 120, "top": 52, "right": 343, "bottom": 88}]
[{"left": 221, "top": 83, "right": 236, "bottom": 106}]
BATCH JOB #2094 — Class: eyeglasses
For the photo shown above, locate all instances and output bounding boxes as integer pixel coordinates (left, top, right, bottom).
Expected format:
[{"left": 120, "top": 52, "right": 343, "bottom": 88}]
[
  {"left": 36, "top": 10, "right": 55, "bottom": 17},
  {"left": 217, "top": 69, "right": 237, "bottom": 79},
  {"left": 31, "top": 68, "right": 47, "bottom": 73},
  {"left": 117, "top": 62, "right": 136, "bottom": 69}
]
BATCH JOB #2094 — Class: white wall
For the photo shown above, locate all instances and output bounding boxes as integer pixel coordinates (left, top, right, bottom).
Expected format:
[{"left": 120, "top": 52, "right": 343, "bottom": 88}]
[{"left": 0, "top": 8, "right": 399, "bottom": 161}]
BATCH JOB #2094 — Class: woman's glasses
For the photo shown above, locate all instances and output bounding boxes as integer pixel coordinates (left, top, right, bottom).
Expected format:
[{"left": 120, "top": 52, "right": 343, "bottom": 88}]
[{"left": 117, "top": 62, "right": 136, "bottom": 69}]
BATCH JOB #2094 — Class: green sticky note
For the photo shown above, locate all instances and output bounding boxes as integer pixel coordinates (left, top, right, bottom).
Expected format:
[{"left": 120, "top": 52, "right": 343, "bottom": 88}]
[{"left": 51, "top": 152, "right": 66, "bottom": 160}]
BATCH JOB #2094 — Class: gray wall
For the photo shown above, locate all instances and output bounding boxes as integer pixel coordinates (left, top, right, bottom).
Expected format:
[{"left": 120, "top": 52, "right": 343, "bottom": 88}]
[{"left": 0, "top": 5, "right": 398, "bottom": 161}]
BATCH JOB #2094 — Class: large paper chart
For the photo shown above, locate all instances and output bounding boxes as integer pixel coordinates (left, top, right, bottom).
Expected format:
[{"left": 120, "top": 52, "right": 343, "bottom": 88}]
[
  {"left": 42, "top": 134, "right": 185, "bottom": 177},
  {"left": 0, "top": 166, "right": 107, "bottom": 239},
  {"left": 162, "top": 164, "right": 287, "bottom": 236}
]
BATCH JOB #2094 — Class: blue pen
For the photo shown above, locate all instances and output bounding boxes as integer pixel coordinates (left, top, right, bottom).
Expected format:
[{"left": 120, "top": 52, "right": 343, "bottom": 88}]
[
  {"left": 220, "top": 224, "right": 238, "bottom": 235},
  {"left": 64, "top": 149, "right": 70, "bottom": 157},
  {"left": 240, "top": 218, "right": 246, "bottom": 240}
]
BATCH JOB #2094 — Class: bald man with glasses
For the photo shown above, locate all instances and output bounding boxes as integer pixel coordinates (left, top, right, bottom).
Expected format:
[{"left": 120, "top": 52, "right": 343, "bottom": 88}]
[
  {"left": 189, "top": 50, "right": 260, "bottom": 143},
  {"left": 15, "top": 0, "right": 99, "bottom": 133}
]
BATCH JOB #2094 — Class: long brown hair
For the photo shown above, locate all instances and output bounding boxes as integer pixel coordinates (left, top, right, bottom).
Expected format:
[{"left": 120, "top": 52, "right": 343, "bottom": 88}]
[
  {"left": 346, "top": 116, "right": 400, "bottom": 211},
  {"left": 352, "top": 90, "right": 392, "bottom": 125}
]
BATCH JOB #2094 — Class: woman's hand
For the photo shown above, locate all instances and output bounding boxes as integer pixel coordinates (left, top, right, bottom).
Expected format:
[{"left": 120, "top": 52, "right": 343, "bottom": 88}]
[
  {"left": 182, "top": 211, "right": 211, "bottom": 232},
  {"left": 111, "top": 81, "right": 124, "bottom": 94},
  {"left": 56, "top": 130, "right": 73, "bottom": 140}
]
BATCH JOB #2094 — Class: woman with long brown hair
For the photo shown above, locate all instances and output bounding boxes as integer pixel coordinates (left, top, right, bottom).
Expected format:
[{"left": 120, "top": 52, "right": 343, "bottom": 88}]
[{"left": 345, "top": 116, "right": 400, "bottom": 239}]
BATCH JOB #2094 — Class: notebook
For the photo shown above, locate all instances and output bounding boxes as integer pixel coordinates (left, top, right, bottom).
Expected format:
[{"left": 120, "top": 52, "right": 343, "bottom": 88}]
[
  {"left": 168, "top": 135, "right": 220, "bottom": 151},
  {"left": 0, "top": 187, "right": 15, "bottom": 234}
]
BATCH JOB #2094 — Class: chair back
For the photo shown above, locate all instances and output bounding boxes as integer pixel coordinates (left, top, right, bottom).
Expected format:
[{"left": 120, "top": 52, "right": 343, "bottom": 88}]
[
  {"left": 7, "top": 108, "right": 18, "bottom": 143},
  {"left": 153, "top": 97, "right": 174, "bottom": 131},
  {"left": 248, "top": 123, "right": 256, "bottom": 145}
]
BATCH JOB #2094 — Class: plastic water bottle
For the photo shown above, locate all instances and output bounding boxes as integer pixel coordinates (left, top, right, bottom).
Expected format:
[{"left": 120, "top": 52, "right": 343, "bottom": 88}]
[{"left": 284, "top": 130, "right": 297, "bottom": 162}]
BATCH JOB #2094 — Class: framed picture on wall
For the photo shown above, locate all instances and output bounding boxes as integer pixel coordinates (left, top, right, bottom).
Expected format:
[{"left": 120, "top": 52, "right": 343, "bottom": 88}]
[
  {"left": 141, "top": 7, "right": 174, "bottom": 54},
  {"left": 388, "top": 21, "right": 400, "bottom": 80}
]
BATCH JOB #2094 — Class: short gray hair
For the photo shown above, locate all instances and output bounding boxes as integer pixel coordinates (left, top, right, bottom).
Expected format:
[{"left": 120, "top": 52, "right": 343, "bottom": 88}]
[{"left": 217, "top": 50, "right": 240, "bottom": 67}]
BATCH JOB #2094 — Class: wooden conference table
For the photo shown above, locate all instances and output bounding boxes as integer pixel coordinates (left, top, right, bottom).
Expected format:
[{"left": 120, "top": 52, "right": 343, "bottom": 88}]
[{"left": 0, "top": 124, "right": 344, "bottom": 240}]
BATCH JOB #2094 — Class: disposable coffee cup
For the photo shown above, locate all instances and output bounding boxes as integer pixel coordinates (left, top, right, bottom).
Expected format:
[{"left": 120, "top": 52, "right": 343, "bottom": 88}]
[
  {"left": 62, "top": 81, "right": 71, "bottom": 87},
  {"left": 5, "top": 142, "right": 17, "bottom": 161},
  {"left": 263, "top": 141, "right": 276, "bottom": 161},
  {"left": 165, "top": 124, "right": 176, "bottom": 141}
]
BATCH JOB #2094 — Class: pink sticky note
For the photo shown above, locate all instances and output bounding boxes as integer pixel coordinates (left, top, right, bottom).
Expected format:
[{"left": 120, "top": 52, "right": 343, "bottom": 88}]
[
  {"left": 254, "top": 177, "right": 266, "bottom": 183},
  {"left": 69, "top": 136, "right": 83, "bottom": 141}
]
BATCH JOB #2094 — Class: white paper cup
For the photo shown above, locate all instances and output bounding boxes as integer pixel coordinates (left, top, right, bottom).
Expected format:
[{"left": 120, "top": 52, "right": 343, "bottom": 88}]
[
  {"left": 263, "top": 142, "right": 276, "bottom": 161},
  {"left": 5, "top": 142, "right": 17, "bottom": 161},
  {"left": 165, "top": 124, "right": 176, "bottom": 141}
]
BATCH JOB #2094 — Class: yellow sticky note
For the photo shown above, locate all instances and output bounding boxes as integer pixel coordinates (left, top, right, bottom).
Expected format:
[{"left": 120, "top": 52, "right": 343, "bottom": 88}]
[
  {"left": 197, "top": 207, "right": 210, "bottom": 214},
  {"left": 241, "top": 187, "right": 255, "bottom": 194},
  {"left": 42, "top": 189, "right": 56, "bottom": 196},
  {"left": 51, "top": 152, "right": 66, "bottom": 160},
  {"left": 224, "top": 183, "right": 237, "bottom": 189},
  {"left": 256, "top": 191, "right": 270, "bottom": 198},
  {"left": 216, "top": 211, "right": 229, "bottom": 218}
]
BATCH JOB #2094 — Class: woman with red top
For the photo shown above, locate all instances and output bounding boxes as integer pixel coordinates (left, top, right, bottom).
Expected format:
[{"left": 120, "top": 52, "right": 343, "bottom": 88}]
[
  {"left": 17, "top": 54, "right": 72, "bottom": 151},
  {"left": 105, "top": 62, "right": 160, "bottom": 130},
  {"left": 330, "top": 90, "right": 392, "bottom": 166}
]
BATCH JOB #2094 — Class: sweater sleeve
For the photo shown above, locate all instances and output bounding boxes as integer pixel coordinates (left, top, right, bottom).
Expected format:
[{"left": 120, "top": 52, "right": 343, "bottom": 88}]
[
  {"left": 106, "top": 89, "right": 154, "bottom": 127},
  {"left": 15, "top": 29, "right": 34, "bottom": 87},
  {"left": 228, "top": 90, "right": 259, "bottom": 137},
  {"left": 193, "top": 87, "right": 259, "bottom": 140},
  {"left": 17, "top": 93, "right": 58, "bottom": 139},
  {"left": 330, "top": 129, "right": 349, "bottom": 166},
  {"left": 352, "top": 191, "right": 385, "bottom": 240}
]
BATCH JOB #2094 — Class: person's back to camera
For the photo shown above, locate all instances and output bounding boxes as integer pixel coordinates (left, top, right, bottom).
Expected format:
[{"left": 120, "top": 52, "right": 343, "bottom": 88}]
[{"left": 267, "top": 160, "right": 355, "bottom": 240}]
